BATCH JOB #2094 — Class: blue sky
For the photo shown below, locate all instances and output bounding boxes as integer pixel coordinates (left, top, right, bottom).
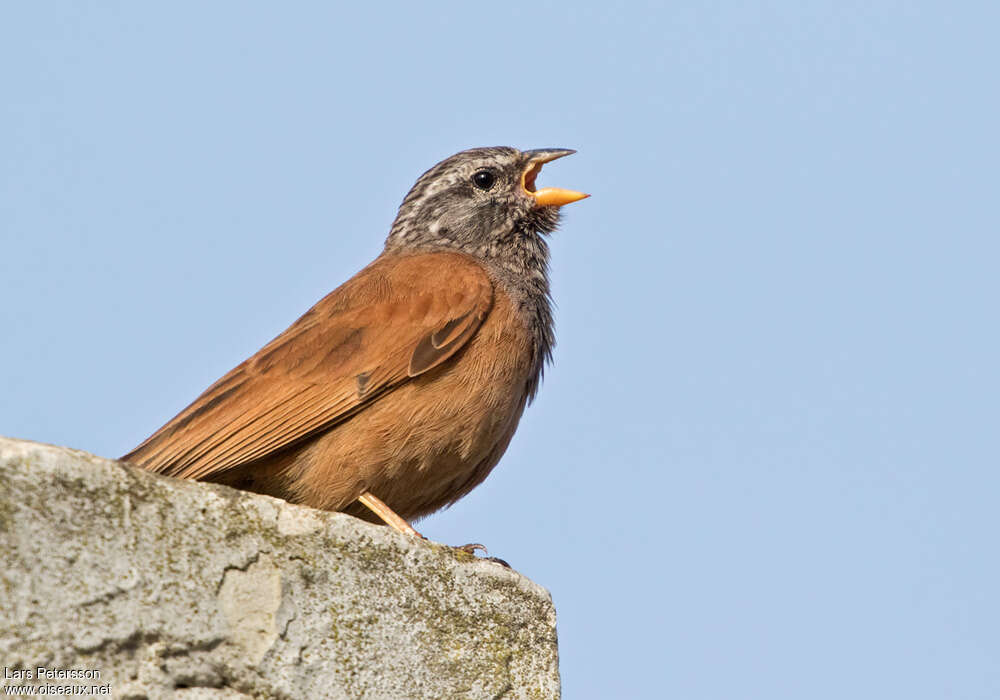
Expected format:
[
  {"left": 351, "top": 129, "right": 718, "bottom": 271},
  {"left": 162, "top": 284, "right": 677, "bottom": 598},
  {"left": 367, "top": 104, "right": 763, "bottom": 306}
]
[{"left": 3, "top": 3, "right": 998, "bottom": 698}]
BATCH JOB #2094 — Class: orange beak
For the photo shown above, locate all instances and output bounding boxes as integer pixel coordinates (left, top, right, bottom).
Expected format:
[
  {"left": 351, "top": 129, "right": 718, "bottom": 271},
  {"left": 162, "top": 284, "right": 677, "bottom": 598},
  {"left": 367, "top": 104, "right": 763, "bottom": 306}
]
[{"left": 521, "top": 149, "right": 590, "bottom": 207}]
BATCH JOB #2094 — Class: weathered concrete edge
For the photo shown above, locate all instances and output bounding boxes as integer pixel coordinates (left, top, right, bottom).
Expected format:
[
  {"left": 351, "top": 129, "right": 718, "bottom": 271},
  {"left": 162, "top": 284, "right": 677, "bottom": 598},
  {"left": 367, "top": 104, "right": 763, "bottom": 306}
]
[{"left": 0, "top": 436, "right": 561, "bottom": 699}]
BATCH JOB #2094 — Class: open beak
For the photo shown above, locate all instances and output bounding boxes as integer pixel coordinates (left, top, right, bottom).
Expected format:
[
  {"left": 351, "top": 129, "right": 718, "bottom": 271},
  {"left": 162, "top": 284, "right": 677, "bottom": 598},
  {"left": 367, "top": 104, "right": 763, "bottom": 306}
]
[{"left": 521, "top": 149, "right": 589, "bottom": 207}]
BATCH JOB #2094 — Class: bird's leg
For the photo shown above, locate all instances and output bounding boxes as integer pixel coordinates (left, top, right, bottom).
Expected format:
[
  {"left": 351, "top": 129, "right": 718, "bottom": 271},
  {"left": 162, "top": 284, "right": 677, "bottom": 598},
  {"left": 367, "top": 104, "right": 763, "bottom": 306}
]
[
  {"left": 357, "top": 492, "right": 508, "bottom": 567},
  {"left": 357, "top": 491, "right": 423, "bottom": 538}
]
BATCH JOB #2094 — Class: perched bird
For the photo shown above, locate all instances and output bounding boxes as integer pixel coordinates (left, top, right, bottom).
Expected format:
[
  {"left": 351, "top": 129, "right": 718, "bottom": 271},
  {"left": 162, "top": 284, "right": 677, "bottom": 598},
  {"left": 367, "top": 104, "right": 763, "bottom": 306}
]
[{"left": 122, "top": 147, "right": 587, "bottom": 540}]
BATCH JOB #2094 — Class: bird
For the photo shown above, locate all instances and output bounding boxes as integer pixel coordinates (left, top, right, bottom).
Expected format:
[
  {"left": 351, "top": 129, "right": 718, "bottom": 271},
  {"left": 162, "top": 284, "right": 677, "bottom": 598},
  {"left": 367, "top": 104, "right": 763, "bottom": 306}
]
[{"left": 121, "top": 146, "right": 588, "bottom": 542}]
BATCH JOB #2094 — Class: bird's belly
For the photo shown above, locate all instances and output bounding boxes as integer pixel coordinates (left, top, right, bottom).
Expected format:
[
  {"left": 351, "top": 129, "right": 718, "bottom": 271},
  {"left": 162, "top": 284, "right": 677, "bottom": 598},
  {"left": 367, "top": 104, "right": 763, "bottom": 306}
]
[{"left": 280, "top": 300, "right": 536, "bottom": 520}]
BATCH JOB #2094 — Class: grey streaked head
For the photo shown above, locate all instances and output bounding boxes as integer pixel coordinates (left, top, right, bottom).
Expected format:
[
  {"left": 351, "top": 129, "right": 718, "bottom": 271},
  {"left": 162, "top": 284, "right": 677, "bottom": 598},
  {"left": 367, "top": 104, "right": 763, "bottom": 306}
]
[{"left": 384, "top": 147, "right": 586, "bottom": 257}]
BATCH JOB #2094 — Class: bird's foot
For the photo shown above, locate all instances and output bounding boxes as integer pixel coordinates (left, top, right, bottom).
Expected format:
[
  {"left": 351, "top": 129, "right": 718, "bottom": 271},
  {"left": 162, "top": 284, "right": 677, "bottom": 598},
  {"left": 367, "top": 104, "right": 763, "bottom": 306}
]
[
  {"left": 455, "top": 542, "right": 487, "bottom": 555},
  {"left": 453, "top": 543, "right": 510, "bottom": 568}
]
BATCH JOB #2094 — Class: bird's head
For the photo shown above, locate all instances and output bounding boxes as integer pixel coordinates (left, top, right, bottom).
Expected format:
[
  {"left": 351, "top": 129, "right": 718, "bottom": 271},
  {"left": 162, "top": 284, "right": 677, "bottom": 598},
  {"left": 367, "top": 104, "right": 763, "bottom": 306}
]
[{"left": 385, "top": 147, "right": 588, "bottom": 256}]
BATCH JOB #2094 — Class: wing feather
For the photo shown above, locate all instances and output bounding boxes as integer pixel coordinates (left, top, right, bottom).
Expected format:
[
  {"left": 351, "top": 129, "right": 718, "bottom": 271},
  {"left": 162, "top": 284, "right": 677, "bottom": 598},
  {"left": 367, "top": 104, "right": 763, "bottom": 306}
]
[{"left": 122, "top": 252, "right": 494, "bottom": 480}]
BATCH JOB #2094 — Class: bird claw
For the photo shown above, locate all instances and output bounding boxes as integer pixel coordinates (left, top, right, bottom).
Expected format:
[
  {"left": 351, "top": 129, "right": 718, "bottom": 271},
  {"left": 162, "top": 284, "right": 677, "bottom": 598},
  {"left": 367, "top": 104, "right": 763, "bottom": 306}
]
[
  {"left": 455, "top": 542, "right": 488, "bottom": 555},
  {"left": 452, "top": 543, "right": 511, "bottom": 569},
  {"left": 483, "top": 556, "right": 511, "bottom": 569}
]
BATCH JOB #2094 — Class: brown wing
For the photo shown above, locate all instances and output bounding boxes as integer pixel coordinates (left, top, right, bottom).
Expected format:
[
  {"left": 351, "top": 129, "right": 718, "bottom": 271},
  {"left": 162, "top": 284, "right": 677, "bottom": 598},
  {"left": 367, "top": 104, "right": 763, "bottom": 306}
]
[{"left": 122, "top": 252, "right": 494, "bottom": 481}]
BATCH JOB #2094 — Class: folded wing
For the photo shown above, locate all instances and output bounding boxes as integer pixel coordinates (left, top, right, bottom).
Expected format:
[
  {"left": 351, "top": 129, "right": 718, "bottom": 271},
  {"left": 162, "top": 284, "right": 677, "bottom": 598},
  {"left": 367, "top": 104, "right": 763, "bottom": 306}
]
[{"left": 122, "top": 252, "right": 494, "bottom": 481}]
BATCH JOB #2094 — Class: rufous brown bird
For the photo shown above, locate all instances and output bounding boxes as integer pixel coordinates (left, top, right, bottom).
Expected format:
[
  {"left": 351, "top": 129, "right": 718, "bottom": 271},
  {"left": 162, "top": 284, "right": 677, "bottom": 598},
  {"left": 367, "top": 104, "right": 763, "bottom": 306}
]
[{"left": 122, "top": 146, "right": 587, "bottom": 541}]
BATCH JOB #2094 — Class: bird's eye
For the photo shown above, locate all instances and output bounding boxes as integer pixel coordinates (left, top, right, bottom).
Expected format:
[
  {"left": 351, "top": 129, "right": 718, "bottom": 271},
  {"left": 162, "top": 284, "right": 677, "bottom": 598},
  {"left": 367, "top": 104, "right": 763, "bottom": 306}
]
[{"left": 472, "top": 169, "right": 497, "bottom": 191}]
